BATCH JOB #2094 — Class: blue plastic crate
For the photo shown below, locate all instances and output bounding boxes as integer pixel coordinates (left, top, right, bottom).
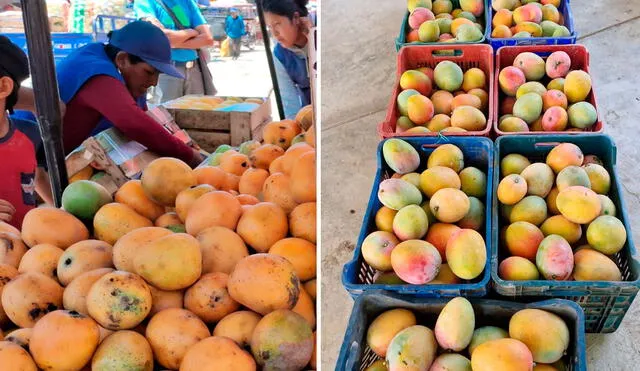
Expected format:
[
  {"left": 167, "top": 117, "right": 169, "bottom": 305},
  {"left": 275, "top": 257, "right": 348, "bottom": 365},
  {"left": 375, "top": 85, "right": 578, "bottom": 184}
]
[
  {"left": 93, "top": 15, "right": 136, "bottom": 43},
  {"left": 336, "top": 291, "right": 586, "bottom": 371},
  {"left": 487, "top": 0, "right": 577, "bottom": 49},
  {"left": 342, "top": 136, "right": 494, "bottom": 298},
  {"left": 395, "top": 0, "right": 490, "bottom": 51},
  {"left": 1, "top": 33, "right": 93, "bottom": 63},
  {"left": 492, "top": 134, "right": 640, "bottom": 333}
]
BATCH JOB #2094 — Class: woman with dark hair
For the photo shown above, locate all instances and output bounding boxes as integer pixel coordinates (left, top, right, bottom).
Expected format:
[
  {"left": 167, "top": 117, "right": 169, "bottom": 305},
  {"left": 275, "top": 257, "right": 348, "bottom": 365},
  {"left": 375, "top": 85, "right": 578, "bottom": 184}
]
[
  {"left": 55, "top": 20, "right": 204, "bottom": 167},
  {"left": 261, "top": 0, "right": 315, "bottom": 119}
]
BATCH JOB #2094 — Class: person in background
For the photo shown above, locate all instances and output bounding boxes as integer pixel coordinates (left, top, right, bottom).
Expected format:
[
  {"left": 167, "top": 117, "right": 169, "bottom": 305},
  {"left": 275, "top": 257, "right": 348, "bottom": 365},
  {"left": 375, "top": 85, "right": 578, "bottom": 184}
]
[
  {"left": 0, "top": 36, "right": 53, "bottom": 228},
  {"left": 55, "top": 21, "right": 204, "bottom": 167},
  {"left": 225, "top": 8, "right": 246, "bottom": 60},
  {"left": 134, "top": 0, "right": 215, "bottom": 102},
  {"left": 261, "top": 0, "right": 314, "bottom": 120}
]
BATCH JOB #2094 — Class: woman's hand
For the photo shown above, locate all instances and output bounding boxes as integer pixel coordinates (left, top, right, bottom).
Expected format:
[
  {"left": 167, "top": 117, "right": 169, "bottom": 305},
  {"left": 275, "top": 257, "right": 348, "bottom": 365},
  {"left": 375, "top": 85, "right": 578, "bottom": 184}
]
[
  {"left": 0, "top": 199, "right": 16, "bottom": 223},
  {"left": 190, "top": 149, "right": 206, "bottom": 168}
]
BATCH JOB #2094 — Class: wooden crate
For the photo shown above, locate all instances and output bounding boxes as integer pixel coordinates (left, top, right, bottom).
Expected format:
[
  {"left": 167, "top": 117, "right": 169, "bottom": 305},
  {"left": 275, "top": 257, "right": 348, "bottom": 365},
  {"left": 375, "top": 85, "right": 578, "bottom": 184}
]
[{"left": 164, "top": 95, "right": 272, "bottom": 152}]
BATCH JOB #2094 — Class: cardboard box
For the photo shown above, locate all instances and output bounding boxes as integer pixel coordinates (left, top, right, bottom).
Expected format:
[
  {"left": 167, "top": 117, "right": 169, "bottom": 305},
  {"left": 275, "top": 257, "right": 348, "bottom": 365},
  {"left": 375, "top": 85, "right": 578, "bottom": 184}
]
[{"left": 163, "top": 95, "right": 272, "bottom": 152}]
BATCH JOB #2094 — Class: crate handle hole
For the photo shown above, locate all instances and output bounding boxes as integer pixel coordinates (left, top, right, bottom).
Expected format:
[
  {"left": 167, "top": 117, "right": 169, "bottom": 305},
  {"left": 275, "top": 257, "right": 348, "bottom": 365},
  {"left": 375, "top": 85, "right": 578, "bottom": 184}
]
[
  {"left": 535, "top": 142, "right": 562, "bottom": 148},
  {"left": 422, "top": 144, "right": 442, "bottom": 149},
  {"left": 431, "top": 49, "right": 464, "bottom": 58}
]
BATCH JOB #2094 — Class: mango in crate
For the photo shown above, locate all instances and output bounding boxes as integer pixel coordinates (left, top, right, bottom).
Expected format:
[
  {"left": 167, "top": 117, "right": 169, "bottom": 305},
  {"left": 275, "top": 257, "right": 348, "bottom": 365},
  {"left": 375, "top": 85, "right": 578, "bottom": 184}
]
[
  {"left": 383, "top": 138, "right": 421, "bottom": 175},
  {"left": 509, "top": 309, "right": 570, "bottom": 363},
  {"left": 471, "top": 338, "right": 534, "bottom": 370},
  {"left": 386, "top": 325, "right": 438, "bottom": 370},
  {"left": 367, "top": 308, "right": 417, "bottom": 357},
  {"left": 435, "top": 297, "right": 475, "bottom": 351}
]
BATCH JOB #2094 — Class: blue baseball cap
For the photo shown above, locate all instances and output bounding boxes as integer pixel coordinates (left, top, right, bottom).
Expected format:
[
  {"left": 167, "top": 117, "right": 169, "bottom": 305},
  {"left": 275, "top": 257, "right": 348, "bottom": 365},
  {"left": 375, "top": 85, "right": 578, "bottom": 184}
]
[{"left": 109, "top": 20, "right": 184, "bottom": 79}]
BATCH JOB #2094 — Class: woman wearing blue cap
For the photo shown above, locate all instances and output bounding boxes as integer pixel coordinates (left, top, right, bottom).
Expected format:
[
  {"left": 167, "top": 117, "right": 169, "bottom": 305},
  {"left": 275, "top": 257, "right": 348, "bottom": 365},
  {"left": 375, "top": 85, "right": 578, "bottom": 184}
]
[
  {"left": 56, "top": 21, "right": 204, "bottom": 167},
  {"left": 261, "top": 0, "right": 315, "bottom": 119}
]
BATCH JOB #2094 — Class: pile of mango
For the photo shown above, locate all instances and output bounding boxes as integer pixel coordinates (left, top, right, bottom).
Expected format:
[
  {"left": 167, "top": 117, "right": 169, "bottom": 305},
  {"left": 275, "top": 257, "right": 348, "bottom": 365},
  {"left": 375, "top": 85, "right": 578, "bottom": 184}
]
[
  {"left": 497, "top": 143, "right": 626, "bottom": 282},
  {"left": 364, "top": 297, "right": 571, "bottom": 370},
  {"left": 362, "top": 139, "right": 487, "bottom": 285},
  {"left": 0, "top": 108, "right": 317, "bottom": 370},
  {"left": 396, "top": 61, "right": 490, "bottom": 134},
  {"left": 498, "top": 51, "right": 597, "bottom": 133},
  {"left": 406, "top": 0, "right": 486, "bottom": 43},
  {"left": 491, "top": 0, "right": 571, "bottom": 39}
]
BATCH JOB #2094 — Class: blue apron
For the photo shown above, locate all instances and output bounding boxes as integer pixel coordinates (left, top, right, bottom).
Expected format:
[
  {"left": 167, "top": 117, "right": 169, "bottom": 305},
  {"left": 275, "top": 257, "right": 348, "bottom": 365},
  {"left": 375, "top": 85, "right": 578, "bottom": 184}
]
[{"left": 56, "top": 43, "right": 147, "bottom": 135}]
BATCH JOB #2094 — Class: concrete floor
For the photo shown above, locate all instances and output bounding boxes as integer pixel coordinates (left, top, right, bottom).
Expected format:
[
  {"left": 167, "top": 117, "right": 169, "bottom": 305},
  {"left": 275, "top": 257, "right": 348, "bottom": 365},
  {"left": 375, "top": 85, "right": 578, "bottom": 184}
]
[{"left": 320, "top": 0, "right": 640, "bottom": 369}]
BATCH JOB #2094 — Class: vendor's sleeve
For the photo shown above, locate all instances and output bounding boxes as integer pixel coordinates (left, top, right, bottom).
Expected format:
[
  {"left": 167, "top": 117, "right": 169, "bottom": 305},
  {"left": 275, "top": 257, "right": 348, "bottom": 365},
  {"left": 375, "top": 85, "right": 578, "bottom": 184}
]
[
  {"left": 76, "top": 76, "right": 195, "bottom": 164},
  {"left": 186, "top": 0, "right": 207, "bottom": 27}
]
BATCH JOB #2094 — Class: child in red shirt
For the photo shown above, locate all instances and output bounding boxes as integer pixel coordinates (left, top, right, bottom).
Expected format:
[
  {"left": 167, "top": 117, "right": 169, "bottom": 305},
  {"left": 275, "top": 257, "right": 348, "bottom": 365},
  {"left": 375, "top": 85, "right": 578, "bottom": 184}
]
[{"left": 0, "top": 36, "right": 49, "bottom": 228}]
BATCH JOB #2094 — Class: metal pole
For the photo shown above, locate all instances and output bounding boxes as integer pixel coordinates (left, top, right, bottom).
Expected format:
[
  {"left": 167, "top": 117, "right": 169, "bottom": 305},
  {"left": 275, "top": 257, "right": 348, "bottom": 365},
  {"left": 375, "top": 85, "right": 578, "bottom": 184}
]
[
  {"left": 256, "top": 0, "right": 285, "bottom": 120},
  {"left": 20, "top": 0, "right": 67, "bottom": 207}
]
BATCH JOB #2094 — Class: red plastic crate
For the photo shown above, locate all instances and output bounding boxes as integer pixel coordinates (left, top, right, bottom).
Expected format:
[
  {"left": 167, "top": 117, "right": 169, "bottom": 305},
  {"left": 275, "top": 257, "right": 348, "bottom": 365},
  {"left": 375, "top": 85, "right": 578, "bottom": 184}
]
[
  {"left": 494, "top": 45, "right": 603, "bottom": 136},
  {"left": 378, "top": 44, "right": 495, "bottom": 139}
]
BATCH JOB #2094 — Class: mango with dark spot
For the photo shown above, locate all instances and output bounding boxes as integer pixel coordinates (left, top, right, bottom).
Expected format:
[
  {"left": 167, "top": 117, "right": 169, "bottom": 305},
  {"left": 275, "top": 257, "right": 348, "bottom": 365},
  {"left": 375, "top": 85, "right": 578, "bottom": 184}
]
[
  {"left": 1, "top": 272, "right": 63, "bottom": 328},
  {"left": 0, "top": 263, "right": 19, "bottom": 326},
  {"left": 251, "top": 309, "right": 313, "bottom": 371},
  {"left": 185, "top": 272, "right": 239, "bottom": 324},
  {"left": 56, "top": 240, "right": 113, "bottom": 286},
  {"left": 262, "top": 120, "right": 303, "bottom": 150},
  {"left": 0, "top": 232, "right": 28, "bottom": 268},
  {"left": 228, "top": 254, "right": 300, "bottom": 315},
  {"left": 86, "top": 271, "right": 152, "bottom": 330},
  {"left": 4, "top": 328, "right": 32, "bottom": 350}
]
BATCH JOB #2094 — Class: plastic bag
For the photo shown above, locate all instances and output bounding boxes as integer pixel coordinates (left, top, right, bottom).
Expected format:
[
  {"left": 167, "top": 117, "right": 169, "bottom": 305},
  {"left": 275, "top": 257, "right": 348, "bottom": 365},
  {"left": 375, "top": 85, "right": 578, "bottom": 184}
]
[{"left": 220, "top": 38, "right": 230, "bottom": 57}]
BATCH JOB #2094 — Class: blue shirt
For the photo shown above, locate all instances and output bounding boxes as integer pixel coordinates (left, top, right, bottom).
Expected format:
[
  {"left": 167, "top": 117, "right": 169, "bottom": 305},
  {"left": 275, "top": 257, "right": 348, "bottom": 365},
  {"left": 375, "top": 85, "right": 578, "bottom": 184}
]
[
  {"left": 225, "top": 15, "right": 245, "bottom": 39},
  {"left": 134, "top": 0, "right": 207, "bottom": 62}
]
